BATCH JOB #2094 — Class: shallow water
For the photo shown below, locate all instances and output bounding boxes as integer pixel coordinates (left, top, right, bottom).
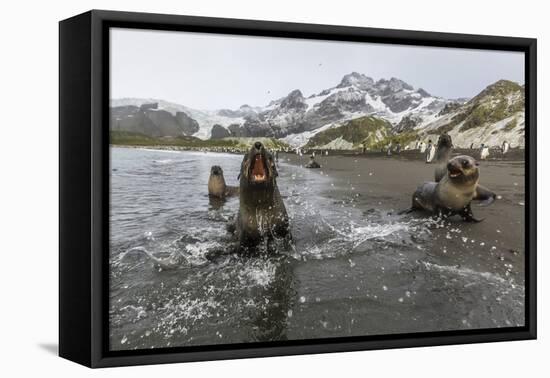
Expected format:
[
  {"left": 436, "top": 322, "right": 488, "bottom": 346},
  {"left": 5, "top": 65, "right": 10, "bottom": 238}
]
[{"left": 109, "top": 147, "right": 524, "bottom": 350}]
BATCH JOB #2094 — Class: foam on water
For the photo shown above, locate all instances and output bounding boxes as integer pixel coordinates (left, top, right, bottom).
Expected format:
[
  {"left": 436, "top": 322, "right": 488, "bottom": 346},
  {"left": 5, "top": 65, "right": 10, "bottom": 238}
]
[{"left": 152, "top": 159, "right": 174, "bottom": 165}]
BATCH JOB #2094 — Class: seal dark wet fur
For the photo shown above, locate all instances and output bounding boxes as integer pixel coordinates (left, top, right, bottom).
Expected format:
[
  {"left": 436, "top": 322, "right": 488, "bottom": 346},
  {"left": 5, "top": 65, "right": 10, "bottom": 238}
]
[
  {"left": 305, "top": 155, "right": 321, "bottom": 169},
  {"left": 233, "top": 141, "right": 290, "bottom": 251},
  {"left": 404, "top": 155, "right": 497, "bottom": 222}
]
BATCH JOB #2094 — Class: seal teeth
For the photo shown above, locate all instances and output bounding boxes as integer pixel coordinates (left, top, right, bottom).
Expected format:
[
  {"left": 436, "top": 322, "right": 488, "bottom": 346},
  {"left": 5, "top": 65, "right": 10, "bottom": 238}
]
[{"left": 251, "top": 154, "right": 267, "bottom": 182}]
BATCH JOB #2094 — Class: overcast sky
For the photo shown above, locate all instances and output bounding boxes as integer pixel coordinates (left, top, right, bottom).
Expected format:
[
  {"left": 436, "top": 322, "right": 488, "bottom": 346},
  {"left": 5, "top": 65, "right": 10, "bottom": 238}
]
[{"left": 110, "top": 28, "right": 524, "bottom": 110}]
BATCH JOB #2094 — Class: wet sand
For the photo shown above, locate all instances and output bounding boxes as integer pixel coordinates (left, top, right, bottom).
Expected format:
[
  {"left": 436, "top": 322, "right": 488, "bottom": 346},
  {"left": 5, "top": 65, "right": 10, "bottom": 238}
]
[{"left": 281, "top": 151, "right": 526, "bottom": 287}]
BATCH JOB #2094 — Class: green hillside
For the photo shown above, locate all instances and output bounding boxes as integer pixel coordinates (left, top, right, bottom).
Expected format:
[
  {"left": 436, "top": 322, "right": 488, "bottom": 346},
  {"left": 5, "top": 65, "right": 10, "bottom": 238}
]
[
  {"left": 305, "top": 116, "right": 391, "bottom": 149},
  {"left": 438, "top": 80, "right": 524, "bottom": 134},
  {"left": 110, "top": 131, "right": 290, "bottom": 150}
]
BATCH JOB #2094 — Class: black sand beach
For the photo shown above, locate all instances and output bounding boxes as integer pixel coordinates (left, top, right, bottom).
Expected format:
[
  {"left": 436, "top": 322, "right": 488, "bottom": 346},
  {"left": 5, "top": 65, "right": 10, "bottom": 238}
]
[
  {"left": 277, "top": 151, "right": 526, "bottom": 336},
  {"left": 282, "top": 152, "right": 526, "bottom": 279}
]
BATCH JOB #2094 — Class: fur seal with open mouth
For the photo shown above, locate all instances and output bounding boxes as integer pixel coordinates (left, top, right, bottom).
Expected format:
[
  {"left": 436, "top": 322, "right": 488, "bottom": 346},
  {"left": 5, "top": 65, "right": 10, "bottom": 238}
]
[
  {"left": 434, "top": 133, "right": 454, "bottom": 182},
  {"left": 403, "top": 155, "right": 496, "bottom": 222},
  {"left": 208, "top": 165, "right": 239, "bottom": 199},
  {"left": 234, "top": 141, "right": 290, "bottom": 249}
]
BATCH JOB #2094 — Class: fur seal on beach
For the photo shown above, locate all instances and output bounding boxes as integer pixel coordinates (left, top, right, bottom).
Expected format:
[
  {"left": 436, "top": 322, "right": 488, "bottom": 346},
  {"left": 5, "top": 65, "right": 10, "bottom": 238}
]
[
  {"left": 233, "top": 141, "right": 290, "bottom": 249},
  {"left": 305, "top": 155, "right": 321, "bottom": 169},
  {"left": 208, "top": 165, "right": 239, "bottom": 199},
  {"left": 403, "top": 155, "right": 496, "bottom": 222},
  {"left": 434, "top": 133, "right": 454, "bottom": 182}
]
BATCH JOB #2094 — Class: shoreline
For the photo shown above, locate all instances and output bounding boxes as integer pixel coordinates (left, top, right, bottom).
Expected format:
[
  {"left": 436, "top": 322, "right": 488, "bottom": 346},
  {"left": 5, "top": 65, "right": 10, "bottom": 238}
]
[{"left": 110, "top": 143, "right": 526, "bottom": 162}]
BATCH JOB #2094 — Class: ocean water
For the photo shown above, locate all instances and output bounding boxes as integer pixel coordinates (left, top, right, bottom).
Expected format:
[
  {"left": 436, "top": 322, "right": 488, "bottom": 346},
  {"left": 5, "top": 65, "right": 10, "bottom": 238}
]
[{"left": 109, "top": 147, "right": 524, "bottom": 351}]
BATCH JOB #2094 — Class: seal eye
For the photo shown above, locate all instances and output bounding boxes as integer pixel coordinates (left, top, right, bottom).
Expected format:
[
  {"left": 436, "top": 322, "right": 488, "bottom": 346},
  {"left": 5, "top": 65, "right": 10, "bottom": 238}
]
[{"left": 461, "top": 160, "right": 470, "bottom": 168}]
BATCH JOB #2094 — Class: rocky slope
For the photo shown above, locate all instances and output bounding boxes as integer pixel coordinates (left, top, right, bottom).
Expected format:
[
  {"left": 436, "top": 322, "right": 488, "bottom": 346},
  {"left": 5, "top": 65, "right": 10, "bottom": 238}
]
[
  {"left": 110, "top": 102, "right": 199, "bottom": 137},
  {"left": 415, "top": 80, "right": 525, "bottom": 147}
]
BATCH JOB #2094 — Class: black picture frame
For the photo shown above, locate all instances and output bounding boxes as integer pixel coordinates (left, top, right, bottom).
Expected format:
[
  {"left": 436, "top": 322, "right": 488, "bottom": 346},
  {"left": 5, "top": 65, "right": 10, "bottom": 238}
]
[{"left": 59, "top": 9, "right": 537, "bottom": 368}]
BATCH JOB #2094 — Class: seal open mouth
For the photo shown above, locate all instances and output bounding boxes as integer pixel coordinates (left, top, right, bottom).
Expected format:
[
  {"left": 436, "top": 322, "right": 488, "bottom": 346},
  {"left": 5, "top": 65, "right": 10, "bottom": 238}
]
[
  {"left": 448, "top": 166, "right": 462, "bottom": 178},
  {"left": 250, "top": 154, "right": 267, "bottom": 183}
]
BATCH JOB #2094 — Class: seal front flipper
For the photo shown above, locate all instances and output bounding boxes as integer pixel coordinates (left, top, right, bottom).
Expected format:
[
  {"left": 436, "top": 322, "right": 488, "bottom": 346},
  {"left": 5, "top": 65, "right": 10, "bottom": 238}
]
[
  {"left": 397, "top": 207, "right": 416, "bottom": 215},
  {"left": 460, "top": 204, "right": 484, "bottom": 223},
  {"left": 473, "top": 184, "right": 497, "bottom": 207}
]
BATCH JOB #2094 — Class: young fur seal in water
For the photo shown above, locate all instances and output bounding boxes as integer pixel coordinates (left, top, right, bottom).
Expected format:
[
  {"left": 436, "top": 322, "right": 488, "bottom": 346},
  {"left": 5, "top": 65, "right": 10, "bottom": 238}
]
[
  {"left": 233, "top": 141, "right": 290, "bottom": 249},
  {"left": 403, "top": 155, "right": 497, "bottom": 222},
  {"left": 434, "top": 133, "right": 454, "bottom": 182},
  {"left": 208, "top": 165, "right": 238, "bottom": 198},
  {"left": 305, "top": 155, "right": 321, "bottom": 169}
]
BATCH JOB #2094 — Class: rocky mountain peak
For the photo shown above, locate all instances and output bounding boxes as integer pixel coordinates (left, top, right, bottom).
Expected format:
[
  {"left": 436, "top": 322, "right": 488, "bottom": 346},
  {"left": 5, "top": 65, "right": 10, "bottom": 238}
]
[
  {"left": 376, "top": 77, "right": 414, "bottom": 93},
  {"left": 338, "top": 72, "right": 375, "bottom": 88},
  {"left": 279, "top": 89, "right": 307, "bottom": 111},
  {"left": 417, "top": 88, "right": 432, "bottom": 98}
]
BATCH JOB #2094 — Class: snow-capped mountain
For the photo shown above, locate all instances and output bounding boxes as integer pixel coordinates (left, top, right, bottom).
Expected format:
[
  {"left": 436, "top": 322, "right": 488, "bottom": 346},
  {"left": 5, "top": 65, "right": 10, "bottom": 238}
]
[
  {"left": 110, "top": 73, "right": 524, "bottom": 149},
  {"left": 110, "top": 72, "right": 454, "bottom": 140},
  {"left": 224, "top": 73, "right": 457, "bottom": 140}
]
